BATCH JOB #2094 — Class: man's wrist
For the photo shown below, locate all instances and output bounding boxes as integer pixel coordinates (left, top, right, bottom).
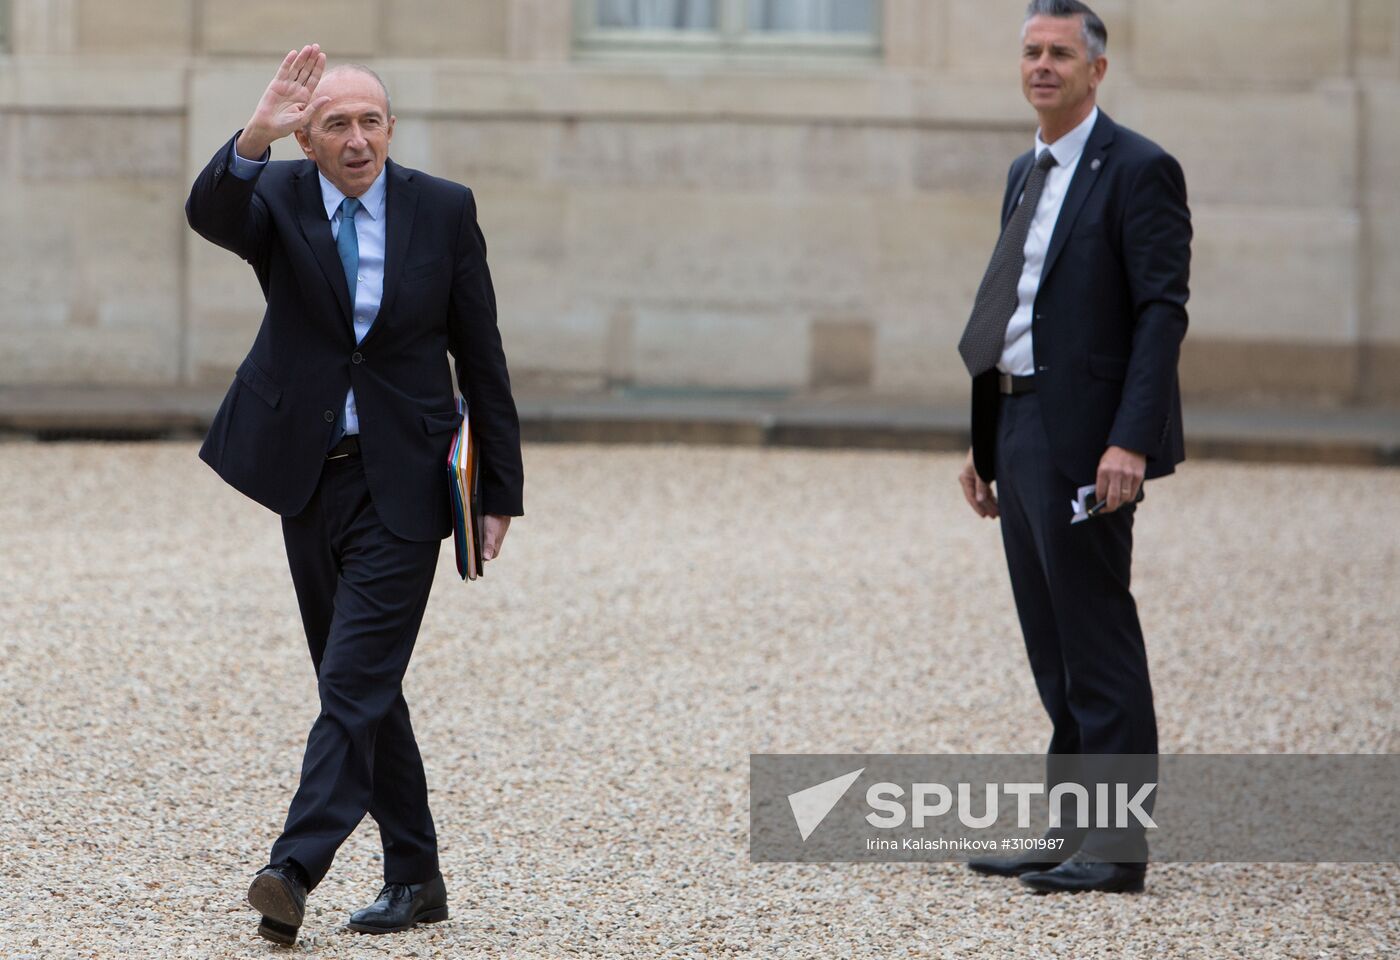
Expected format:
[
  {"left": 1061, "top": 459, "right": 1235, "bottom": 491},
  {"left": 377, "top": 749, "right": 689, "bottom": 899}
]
[{"left": 235, "top": 126, "right": 274, "bottom": 161}]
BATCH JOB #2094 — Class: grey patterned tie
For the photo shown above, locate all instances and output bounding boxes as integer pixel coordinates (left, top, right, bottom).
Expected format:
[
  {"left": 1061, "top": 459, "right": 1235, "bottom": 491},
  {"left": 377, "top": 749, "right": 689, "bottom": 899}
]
[{"left": 957, "top": 149, "right": 1059, "bottom": 376}]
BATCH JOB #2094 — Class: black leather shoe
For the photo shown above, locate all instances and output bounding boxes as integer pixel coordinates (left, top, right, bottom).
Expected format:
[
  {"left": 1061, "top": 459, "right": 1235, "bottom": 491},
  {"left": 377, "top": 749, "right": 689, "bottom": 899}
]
[
  {"left": 967, "top": 851, "right": 1072, "bottom": 877},
  {"left": 347, "top": 874, "right": 449, "bottom": 934},
  {"left": 1019, "top": 854, "right": 1146, "bottom": 894},
  {"left": 968, "top": 830, "right": 1081, "bottom": 877},
  {"left": 248, "top": 861, "right": 309, "bottom": 945}
]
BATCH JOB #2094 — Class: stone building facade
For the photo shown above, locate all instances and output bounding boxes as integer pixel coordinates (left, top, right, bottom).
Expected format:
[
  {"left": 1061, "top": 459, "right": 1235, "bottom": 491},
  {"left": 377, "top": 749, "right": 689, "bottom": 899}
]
[{"left": 1, "top": 0, "right": 1396, "bottom": 405}]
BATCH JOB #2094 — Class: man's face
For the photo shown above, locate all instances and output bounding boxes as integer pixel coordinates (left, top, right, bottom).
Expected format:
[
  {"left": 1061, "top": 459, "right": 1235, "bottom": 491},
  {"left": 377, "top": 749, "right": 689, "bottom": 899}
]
[
  {"left": 295, "top": 70, "right": 394, "bottom": 197},
  {"left": 1020, "top": 14, "right": 1105, "bottom": 119}
]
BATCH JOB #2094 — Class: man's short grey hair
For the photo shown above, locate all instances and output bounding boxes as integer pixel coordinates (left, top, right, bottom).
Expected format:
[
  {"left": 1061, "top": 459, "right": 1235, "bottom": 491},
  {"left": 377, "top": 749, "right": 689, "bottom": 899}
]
[
  {"left": 322, "top": 63, "right": 392, "bottom": 116},
  {"left": 1023, "top": 0, "right": 1108, "bottom": 60}
]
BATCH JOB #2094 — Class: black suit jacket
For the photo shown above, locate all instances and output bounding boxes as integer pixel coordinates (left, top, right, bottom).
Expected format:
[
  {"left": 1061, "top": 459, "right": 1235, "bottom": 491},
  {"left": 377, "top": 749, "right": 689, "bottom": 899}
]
[
  {"left": 186, "top": 133, "right": 523, "bottom": 542},
  {"left": 971, "top": 111, "right": 1190, "bottom": 485}
]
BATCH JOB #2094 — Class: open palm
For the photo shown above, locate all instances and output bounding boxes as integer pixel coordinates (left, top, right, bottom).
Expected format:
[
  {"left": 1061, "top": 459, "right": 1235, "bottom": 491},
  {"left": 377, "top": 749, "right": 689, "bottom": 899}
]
[{"left": 252, "top": 44, "right": 331, "bottom": 140}]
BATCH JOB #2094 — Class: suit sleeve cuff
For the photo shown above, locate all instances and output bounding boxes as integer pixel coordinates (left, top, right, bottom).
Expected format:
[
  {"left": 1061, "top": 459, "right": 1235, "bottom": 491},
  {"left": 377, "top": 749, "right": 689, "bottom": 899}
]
[
  {"left": 481, "top": 490, "right": 523, "bottom": 518},
  {"left": 228, "top": 138, "right": 270, "bottom": 180},
  {"left": 1107, "top": 424, "right": 1164, "bottom": 460}
]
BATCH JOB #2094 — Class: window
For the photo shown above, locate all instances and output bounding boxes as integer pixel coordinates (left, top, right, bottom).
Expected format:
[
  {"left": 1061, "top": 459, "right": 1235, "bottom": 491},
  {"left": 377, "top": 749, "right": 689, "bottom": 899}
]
[
  {"left": 746, "top": 0, "right": 876, "bottom": 34},
  {"left": 577, "top": 0, "right": 881, "bottom": 58},
  {"left": 596, "top": 0, "right": 719, "bottom": 31}
]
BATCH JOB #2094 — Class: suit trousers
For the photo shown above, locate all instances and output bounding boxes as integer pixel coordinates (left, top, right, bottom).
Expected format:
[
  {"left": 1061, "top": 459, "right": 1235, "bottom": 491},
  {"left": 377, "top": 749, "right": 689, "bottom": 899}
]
[
  {"left": 269, "top": 453, "right": 442, "bottom": 889},
  {"left": 994, "top": 391, "right": 1158, "bottom": 862}
]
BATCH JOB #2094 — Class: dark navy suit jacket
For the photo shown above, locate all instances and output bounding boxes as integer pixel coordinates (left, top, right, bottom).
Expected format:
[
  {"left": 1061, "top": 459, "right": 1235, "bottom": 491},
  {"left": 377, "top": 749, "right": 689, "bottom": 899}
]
[
  {"left": 971, "top": 111, "right": 1191, "bottom": 485},
  {"left": 186, "top": 134, "right": 523, "bottom": 542}
]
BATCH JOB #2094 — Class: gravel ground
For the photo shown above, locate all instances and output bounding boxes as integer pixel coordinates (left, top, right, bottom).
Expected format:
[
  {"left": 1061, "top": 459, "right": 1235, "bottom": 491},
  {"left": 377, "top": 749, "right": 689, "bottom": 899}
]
[{"left": 1, "top": 440, "right": 1396, "bottom": 959}]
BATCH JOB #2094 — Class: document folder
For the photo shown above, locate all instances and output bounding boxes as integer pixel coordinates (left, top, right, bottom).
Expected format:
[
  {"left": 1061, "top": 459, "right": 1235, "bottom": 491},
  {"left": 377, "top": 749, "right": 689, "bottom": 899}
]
[{"left": 447, "top": 396, "right": 483, "bottom": 581}]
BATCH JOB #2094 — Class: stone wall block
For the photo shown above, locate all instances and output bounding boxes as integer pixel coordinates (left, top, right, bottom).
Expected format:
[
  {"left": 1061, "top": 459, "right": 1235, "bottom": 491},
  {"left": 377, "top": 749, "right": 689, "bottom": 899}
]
[
  {"left": 20, "top": 114, "right": 184, "bottom": 181},
  {"left": 1191, "top": 205, "right": 1360, "bottom": 343},
  {"left": 1118, "top": 87, "right": 1357, "bottom": 210},
  {"left": 76, "top": 0, "right": 192, "bottom": 53},
  {"left": 200, "top": 0, "right": 379, "bottom": 57},
  {"left": 1132, "top": 0, "right": 1349, "bottom": 84},
  {"left": 383, "top": 0, "right": 509, "bottom": 58}
]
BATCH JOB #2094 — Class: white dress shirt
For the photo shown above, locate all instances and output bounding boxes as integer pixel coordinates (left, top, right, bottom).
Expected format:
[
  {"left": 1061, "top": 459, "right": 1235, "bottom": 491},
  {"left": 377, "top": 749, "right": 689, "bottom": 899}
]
[
  {"left": 228, "top": 147, "right": 387, "bottom": 436},
  {"left": 997, "top": 106, "right": 1099, "bottom": 376}
]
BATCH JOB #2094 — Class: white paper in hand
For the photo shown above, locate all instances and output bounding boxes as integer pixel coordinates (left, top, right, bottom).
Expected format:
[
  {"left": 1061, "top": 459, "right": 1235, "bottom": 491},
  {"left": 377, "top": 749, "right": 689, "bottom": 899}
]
[{"left": 1070, "top": 484, "right": 1097, "bottom": 525}]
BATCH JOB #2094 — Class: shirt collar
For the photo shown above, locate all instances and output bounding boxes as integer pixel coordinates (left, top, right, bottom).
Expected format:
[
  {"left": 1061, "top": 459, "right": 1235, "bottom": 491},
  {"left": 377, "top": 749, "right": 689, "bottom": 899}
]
[
  {"left": 317, "top": 163, "right": 388, "bottom": 222},
  {"left": 1035, "top": 106, "right": 1098, "bottom": 169}
]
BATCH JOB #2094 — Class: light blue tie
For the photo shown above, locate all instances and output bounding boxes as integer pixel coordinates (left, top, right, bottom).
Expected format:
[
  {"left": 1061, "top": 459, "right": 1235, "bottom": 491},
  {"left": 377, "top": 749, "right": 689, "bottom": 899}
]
[
  {"left": 330, "top": 197, "right": 360, "bottom": 446},
  {"left": 336, "top": 196, "right": 360, "bottom": 306}
]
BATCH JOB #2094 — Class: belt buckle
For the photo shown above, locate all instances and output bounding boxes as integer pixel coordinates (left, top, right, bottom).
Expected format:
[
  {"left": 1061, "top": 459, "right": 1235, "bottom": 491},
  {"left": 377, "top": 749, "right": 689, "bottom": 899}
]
[{"left": 998, "top": 372, "right": 1014, "bottom": 395}]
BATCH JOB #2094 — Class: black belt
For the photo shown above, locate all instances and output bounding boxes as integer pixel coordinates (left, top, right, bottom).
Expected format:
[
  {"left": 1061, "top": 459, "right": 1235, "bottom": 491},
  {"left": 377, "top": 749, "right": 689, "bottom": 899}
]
[
  {"left": 998, "top": 373, "right": 1036, "bottom": 396},
  {"left": 326, "top": 434, "right": 361, "bottom": 460}
]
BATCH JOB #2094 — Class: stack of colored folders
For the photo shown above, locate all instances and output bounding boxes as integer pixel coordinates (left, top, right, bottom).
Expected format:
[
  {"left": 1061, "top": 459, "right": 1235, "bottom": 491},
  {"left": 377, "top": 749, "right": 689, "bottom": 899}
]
[{"left": 447, "top": 395, "right": 484, "bottom": 581}]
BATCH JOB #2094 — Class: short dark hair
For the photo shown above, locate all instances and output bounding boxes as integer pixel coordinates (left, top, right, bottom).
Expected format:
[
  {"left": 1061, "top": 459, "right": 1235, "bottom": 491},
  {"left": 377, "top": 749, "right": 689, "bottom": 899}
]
[{"left": 1023, "top": 0, "right": 1108, "bottom": 59}]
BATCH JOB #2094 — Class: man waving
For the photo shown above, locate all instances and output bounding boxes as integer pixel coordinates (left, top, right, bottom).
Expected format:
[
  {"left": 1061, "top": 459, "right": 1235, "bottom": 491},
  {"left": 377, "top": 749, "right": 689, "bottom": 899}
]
[{"left": 186, "top": 44, "right": 523, "bottom": 944}]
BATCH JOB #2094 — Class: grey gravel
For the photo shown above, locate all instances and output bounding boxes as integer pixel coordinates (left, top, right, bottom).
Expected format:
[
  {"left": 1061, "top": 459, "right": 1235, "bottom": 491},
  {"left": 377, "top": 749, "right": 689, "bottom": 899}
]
[{"left": 1, "top": 441, "right": 1396, "bottom": 958}]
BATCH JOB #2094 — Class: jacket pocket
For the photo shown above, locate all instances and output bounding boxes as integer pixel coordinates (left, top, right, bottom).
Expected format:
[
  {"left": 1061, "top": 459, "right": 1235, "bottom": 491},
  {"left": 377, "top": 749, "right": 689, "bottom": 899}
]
[
  {"left": 1088, "top": 353, "right": 1129, "bottom": 381},
  {"left": 422, "top": 409, "right": 464, "bottom": 434},
  {"left": 402, "top": 255, "right": 449, "bottom": 283},
  {"left": 236, "top": 357, "right": 282, "bottom": 408}
]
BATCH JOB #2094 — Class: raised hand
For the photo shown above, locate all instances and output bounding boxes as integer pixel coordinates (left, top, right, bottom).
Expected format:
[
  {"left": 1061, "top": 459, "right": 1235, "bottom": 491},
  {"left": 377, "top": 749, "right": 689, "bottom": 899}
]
[{"left": 236, "top": 44, "right": 331, "bottom": 160}]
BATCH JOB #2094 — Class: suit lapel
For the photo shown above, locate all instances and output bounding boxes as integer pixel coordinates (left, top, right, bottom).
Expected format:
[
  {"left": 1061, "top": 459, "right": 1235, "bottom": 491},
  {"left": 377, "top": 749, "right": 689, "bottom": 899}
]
[
  {"left": 364, "top": 159, "right": 420, "bottom": 348},
  {"left": 1039, "top": 111, "right": 1116, "bottom": 286},
  {"left": 294, "top": 164, "right": 353, "bottom": 327}
]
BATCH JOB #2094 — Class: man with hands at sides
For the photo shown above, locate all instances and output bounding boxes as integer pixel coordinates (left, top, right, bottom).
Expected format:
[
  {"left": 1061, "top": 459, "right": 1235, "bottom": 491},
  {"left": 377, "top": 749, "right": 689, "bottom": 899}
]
[
  {"left": 186, "top": 44, "right": 523, "bottom": 943},
  {"left": 955, "top": 0, "right": 1190, "bottom": 893}
]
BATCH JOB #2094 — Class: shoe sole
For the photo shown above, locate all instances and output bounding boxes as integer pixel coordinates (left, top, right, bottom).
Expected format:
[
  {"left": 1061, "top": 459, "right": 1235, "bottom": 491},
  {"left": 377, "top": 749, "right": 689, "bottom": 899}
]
[
  {"left": 248, "top": 873, "right": 305, "bottom": 928},
  {"left": 1021, "top": 876, "right": 1146, "bottom": 894},
  {"left": 347, "top": 905, "right": 450, "bottom": 934},
  {"left": 967, "top": 861, "right": 1064, "bottom": 878},
  {"left": 256, "top": 915, "right": 300, "bottom": 945}
]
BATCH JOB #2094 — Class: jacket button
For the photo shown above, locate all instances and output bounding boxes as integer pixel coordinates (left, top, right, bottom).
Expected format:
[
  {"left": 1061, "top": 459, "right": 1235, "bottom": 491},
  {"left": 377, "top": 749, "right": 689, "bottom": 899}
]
[
  {"left": 323, "top": 410, "right": 335, "bottom": 423},
  {"left": 351, "top": 352, "right": 363, "bottom": 364}
]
